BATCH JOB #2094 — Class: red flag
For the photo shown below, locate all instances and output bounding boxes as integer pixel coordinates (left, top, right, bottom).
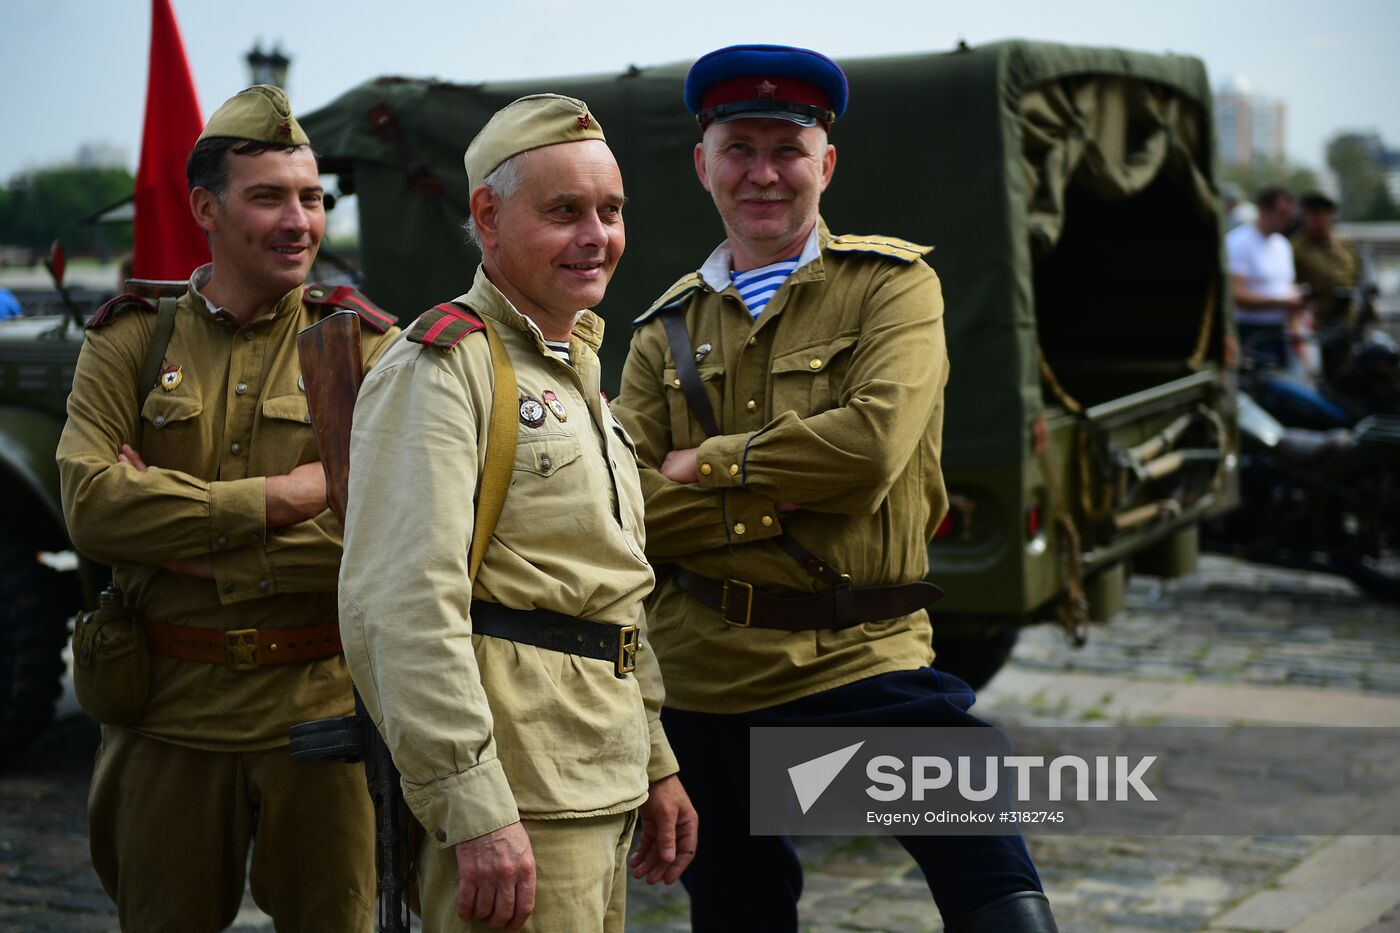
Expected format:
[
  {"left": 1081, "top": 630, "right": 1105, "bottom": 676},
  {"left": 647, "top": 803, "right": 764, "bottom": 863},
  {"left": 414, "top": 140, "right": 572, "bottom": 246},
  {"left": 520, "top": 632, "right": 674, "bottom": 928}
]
[{"left": 131, "top": 0, "right": 209, "bottom": 280}]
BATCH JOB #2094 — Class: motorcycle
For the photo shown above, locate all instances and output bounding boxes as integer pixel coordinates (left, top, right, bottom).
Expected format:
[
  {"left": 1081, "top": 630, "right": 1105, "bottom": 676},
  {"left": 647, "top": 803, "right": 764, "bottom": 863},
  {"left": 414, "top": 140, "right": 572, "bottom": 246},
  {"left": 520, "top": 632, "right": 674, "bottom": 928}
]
[{"left": 1204, "top": 300, "right": 1400, "bottom": 600}]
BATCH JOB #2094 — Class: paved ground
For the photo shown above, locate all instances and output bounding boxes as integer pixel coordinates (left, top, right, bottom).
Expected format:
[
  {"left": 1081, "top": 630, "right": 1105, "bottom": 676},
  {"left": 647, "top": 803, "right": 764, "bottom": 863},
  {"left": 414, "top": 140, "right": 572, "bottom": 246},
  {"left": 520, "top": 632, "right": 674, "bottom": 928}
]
[{"left": 3, "top": 555, "right": 1399, "bottom": 931}]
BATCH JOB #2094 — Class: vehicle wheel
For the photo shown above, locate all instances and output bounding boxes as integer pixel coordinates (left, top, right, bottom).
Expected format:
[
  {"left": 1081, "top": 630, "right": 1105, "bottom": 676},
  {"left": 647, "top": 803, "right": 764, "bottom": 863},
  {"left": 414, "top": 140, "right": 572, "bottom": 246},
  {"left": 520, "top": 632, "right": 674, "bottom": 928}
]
[
  {"left": 0, "top": 537, "right": 73, "bottom": 755},
  {"left": 1347, "top": 549, "right": 1400, "bottom": 604},
  {"left": 931, "top": 622, "right": 1021, "bottom": 690}
]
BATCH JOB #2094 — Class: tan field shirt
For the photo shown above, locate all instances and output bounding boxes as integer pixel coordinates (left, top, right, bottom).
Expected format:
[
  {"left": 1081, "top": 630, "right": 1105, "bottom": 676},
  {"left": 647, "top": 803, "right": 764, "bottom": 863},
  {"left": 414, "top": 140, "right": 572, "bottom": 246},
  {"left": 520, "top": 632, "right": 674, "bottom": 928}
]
[
  {"left": 57, "top": 274, "right": 399, "bottom": 750},
  {"left": 1291, "top": 231, "right": 1361, "bottom": 328},
  {"left": 612, "top": 221, "right": 949, "bottom": 714},
  {"left": 339, "top": 267, "right": 677, "bottom": 847}
]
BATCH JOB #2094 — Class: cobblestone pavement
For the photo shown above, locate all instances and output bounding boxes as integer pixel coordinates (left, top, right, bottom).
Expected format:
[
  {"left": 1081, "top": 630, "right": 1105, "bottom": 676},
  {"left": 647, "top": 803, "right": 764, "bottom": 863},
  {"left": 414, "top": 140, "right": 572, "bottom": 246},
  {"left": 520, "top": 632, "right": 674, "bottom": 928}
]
[{"left": 4, "top": 555, "right": 1399, "bottom": 931}]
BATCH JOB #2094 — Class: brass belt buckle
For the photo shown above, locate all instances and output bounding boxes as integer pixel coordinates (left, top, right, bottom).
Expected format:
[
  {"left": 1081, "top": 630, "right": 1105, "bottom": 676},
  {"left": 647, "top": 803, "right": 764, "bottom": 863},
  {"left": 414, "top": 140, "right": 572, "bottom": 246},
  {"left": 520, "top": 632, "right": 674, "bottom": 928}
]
[
  {"left": 226, "top": 628, "right": 261, "bottom": 671},
  {"left": 720, "top": 579, "right": 754, "bottom": 627},
  {"left": 615, "top": 625, "right": 640, "bottom": 678}
]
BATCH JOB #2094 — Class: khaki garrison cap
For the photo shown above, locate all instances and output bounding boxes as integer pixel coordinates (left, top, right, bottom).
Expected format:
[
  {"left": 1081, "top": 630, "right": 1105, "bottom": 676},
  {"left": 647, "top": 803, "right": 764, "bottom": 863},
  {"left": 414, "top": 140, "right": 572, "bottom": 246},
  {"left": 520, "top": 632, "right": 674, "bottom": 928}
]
[
  {"left": 464, "top": 94, "right": 605, "bottom": 191},
  {"left": 196, "top": 85, "right": 310, "bottom": 146}
]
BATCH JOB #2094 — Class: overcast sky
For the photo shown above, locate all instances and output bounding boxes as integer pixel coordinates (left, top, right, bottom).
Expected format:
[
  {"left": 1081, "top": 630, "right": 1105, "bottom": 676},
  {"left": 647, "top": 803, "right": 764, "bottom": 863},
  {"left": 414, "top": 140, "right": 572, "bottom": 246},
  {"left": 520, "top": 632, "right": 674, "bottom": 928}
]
[{"left": 3, "top": 0, "right": 1397, "bottom": 183}]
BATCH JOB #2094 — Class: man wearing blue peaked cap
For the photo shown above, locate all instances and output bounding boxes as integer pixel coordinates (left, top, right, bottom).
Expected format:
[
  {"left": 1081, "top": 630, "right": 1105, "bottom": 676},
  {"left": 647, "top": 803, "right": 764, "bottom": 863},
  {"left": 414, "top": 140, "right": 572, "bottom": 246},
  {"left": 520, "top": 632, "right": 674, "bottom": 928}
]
[{"left": 612, "top": 42, "right": 1060, "bottom": 933}]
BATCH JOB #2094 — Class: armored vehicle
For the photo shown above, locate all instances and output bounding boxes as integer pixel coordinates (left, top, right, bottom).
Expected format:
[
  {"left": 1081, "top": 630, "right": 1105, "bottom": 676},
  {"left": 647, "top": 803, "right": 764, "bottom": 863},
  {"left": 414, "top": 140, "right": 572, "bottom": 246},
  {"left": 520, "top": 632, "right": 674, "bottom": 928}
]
[{"left": 0, "top": 39, "right": 1236, "bottom": 750}]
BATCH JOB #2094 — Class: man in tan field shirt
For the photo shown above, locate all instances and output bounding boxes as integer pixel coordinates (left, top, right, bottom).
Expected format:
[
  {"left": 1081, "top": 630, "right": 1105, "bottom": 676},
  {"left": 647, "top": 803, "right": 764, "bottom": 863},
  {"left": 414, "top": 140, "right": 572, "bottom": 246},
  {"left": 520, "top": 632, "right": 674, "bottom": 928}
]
[
  {"left": 339, "top": 94, "right": 696, "bottom": 932},
  {"left": 611, "top": 44, "right": 1057, "bottom": 933},
  {"left": 57, "top": 86, "right": 399, "bottom": 930}
]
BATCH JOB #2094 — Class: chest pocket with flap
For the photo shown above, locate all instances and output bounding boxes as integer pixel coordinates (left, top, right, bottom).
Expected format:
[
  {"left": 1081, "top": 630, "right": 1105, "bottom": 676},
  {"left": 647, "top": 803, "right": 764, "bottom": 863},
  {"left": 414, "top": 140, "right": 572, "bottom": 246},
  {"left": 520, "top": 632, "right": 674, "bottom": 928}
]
[
  {"left": 662, "top": 363, "right": 724, "bottom": 446},
  {"left": 770, "top": 332, "right": 860, "bottom": 415}
]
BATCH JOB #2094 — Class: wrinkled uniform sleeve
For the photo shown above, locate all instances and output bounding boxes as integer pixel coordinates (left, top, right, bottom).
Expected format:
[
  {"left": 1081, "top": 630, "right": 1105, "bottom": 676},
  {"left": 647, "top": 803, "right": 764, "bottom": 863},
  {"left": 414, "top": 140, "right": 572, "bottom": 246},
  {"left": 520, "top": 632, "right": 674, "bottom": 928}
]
[
  {"left": 218, "top": 324, "right": 403, "bottom": 597},
  {"left": 57, "top": 322, "right": 266, "bottom": 568},
  {"left": 693, "top": 262, "right": 947, "bottom": 515},
  {"left": 614, "top": 323, "right": 784, "bottom": 561},
  {"left": 339, "top": 338, "right": 519, "bottom": 844}
]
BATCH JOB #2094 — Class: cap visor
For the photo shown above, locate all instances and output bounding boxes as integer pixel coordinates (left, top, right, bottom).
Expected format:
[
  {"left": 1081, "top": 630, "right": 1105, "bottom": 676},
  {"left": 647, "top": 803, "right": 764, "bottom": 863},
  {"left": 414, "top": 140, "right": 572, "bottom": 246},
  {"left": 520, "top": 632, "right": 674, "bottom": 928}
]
[{"left": 713, "top": 109, "right": 818, "bottom": 127}]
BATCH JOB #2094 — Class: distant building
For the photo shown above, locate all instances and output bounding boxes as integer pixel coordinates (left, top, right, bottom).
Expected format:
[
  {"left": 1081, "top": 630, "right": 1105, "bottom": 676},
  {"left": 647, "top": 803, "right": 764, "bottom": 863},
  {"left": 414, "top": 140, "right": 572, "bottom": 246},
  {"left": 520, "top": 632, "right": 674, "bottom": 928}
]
[
  {"left": 1214, "top": 77, "right": 1286, "bottom": 167},
  {"left": 75, "top": 142, "right": 129, "bottom": 170}
]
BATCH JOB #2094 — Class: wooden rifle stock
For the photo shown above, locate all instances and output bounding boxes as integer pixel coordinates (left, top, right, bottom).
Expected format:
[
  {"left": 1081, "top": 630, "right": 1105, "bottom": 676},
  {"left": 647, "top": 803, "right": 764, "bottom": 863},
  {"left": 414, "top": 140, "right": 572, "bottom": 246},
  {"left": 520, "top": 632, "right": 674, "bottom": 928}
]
[{"left": 291, "top": 310, "right": 412, "bottom": 932}]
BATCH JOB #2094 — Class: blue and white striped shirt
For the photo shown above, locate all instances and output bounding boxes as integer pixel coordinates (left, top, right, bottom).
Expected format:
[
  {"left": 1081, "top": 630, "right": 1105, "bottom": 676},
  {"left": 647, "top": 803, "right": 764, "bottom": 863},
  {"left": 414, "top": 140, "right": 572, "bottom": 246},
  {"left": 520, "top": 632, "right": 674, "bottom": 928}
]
[{"left": 731, "top": 256, "right": 800, "bottom": 318}]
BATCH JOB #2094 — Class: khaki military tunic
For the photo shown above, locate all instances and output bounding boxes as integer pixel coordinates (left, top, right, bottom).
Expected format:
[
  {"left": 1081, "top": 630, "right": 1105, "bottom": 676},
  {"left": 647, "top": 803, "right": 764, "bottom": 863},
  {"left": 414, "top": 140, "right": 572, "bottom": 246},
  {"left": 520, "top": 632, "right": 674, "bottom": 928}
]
[
  {"left": 1292, "top": 231, "right": 1361, "bottom": 328},
  {"left": 339, "top": 267, "right": 677, "bottom": 848},
  {"left": 612, "top": 221, "right": 949, "bottom": 714},
  {"left": 57, "top": 272, "right": 399, "bottom": 748}
]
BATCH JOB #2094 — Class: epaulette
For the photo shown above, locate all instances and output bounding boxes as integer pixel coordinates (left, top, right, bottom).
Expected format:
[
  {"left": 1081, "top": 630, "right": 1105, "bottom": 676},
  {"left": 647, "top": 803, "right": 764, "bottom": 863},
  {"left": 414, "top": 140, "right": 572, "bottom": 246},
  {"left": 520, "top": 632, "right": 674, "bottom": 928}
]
[
  {"left": 633, "top": 272, "right": 704, "bottom": 328},
  {"left": 827, "top": 234, "right": 933, "bottom": 263},
  {"left": 405, "top": 302, "right": 486, "bottom": 350},
  {"left": 302, "top": 283, "right": 397, "bottom": 333},
  {"left": 86, "top": 293, "right": 156, "bottom": 329}
]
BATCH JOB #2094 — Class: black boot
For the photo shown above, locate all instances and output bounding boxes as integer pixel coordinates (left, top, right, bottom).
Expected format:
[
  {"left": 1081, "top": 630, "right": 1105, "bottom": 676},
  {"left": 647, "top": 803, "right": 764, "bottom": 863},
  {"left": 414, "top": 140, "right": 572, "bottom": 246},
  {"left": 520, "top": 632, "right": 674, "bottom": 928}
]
[{"left": 945, "top": 891, "right": 1059, "bottom": 933}]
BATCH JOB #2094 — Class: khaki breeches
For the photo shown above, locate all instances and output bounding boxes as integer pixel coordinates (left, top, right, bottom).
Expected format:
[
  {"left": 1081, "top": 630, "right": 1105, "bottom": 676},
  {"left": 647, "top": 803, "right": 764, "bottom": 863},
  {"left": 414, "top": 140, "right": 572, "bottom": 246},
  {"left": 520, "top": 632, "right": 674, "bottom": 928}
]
[
  {"left": 417, "top": 811, "right": 638, "bottom": 933},
  {"left": 88, "top": 725, "right": 375, "bottom": 932}
]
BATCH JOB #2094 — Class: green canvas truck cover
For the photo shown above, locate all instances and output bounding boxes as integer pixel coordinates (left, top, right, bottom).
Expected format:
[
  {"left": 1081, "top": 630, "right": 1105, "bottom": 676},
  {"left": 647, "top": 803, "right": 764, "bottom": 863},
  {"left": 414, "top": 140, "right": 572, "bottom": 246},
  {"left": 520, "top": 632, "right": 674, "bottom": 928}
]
[{"left": 301, "top": 39, "right": 1225, "bottom": 467}]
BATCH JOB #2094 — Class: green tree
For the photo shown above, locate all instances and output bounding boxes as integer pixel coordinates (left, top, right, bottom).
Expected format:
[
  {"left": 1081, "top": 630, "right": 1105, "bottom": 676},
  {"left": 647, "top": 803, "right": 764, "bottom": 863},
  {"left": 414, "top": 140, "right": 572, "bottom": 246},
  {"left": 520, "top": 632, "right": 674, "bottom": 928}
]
[
  {"left": 1325, "top": 133, "right": 1400, "bottom": 221},
  {"left": 0, "top": 165, "right": 133, "bottom": 254},
  {"left": 1220, "top": 155, "right": 1320, "bottom": 202}
]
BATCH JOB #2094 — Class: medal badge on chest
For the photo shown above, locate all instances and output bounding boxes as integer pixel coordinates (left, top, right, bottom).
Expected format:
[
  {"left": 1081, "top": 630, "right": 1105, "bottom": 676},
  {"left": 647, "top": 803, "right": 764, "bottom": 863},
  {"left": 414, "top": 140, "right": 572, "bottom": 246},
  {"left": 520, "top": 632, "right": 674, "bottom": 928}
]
[
  {"left": 519, "top": 393, "right": 547, "bottom": 428},
  {"left": 159, "top": 364, "right": 183, "bottom": 391},
  {"left": 541, "top": 389, "right": 567, "bottom": 423}
]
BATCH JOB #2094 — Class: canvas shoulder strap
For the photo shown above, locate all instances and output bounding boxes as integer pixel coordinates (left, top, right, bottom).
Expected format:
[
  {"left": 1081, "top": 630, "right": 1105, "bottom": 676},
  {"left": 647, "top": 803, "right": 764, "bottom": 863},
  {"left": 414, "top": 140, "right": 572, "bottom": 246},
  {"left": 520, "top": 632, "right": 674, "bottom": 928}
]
[
  {"left": 137, "top": 296, "right": 179, "bottom": 404},
  {"left": 467, "top": 312, "right": 518, "bottom": 582}
]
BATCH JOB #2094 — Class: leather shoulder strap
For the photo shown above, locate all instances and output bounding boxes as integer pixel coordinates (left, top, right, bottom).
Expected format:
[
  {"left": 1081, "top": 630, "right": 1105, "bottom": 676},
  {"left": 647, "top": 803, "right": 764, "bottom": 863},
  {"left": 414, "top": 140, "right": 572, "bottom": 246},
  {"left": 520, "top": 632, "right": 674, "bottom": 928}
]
[
  {"left": 137, "top": 297, "right": 179, "bottom": 403},
  {"left": 660, "top": 309, "right": 721, "bottom": 438}
]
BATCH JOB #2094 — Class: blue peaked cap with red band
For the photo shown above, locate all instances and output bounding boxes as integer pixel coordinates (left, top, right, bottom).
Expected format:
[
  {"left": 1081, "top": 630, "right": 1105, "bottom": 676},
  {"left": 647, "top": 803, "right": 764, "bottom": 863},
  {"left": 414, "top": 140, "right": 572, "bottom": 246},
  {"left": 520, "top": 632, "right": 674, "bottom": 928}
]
[{"left": 684, "top": 44, "right": 849, "bottom": 128}]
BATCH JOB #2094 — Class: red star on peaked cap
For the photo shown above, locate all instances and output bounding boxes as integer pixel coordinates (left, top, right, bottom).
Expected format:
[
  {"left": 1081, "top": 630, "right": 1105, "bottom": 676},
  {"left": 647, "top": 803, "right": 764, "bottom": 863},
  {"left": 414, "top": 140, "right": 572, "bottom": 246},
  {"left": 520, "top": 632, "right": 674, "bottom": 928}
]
[
  {"left": 684, "top": 44, "right": 848, "bottom": 129},
  {"left": 755, "top": 79, "right": 778, "bottom": 98}
]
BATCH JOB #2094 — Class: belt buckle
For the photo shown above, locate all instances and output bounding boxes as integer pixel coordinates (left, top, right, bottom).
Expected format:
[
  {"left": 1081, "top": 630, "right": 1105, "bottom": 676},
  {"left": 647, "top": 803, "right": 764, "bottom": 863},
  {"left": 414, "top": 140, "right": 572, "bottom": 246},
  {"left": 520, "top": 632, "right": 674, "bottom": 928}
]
[
  {"left": 615, "top": 625, "right": 640, "bottom": 678},
  {"left": 720, "top": 579, "right": 754, "bottom": 627},
  {"left": 226, "top": 629, "right": 261, "bottom": 671}
]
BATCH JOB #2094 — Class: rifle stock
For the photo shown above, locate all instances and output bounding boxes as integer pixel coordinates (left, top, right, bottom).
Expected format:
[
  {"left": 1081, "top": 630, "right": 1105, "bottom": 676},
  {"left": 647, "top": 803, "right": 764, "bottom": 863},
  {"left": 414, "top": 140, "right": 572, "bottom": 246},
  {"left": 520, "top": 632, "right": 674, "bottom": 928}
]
[{"left": 290, "top": 310, "right": 412, "bottom": 933}]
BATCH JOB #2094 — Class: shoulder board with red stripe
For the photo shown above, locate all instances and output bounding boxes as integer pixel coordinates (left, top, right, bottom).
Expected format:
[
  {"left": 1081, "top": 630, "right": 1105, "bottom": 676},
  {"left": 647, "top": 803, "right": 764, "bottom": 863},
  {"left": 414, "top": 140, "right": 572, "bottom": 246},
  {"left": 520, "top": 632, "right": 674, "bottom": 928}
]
[
  {"left": 302, "top": 283, "right": 397, "bottom": 333},
  {"left": 86, "top": 293, "right": 156, "bottom": 329},
  {"left": 405, "top": 302, "right": 486, "bottom": 350}
]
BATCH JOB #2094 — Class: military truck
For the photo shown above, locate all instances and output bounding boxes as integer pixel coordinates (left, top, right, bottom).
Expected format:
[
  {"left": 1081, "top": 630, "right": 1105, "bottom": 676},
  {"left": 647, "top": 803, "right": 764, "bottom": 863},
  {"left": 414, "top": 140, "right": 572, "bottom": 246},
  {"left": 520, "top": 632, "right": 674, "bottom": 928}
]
[{"left": 0, "top": 39, "right": 1236, "bottom": 749}]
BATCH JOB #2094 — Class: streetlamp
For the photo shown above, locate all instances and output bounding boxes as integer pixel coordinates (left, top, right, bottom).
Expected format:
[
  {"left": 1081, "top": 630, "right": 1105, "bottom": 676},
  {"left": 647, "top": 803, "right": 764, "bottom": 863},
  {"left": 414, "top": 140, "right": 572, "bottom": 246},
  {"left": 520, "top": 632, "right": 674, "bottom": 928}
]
[{"left": 245, "top": 42, "right": 291, "bottom": 89}]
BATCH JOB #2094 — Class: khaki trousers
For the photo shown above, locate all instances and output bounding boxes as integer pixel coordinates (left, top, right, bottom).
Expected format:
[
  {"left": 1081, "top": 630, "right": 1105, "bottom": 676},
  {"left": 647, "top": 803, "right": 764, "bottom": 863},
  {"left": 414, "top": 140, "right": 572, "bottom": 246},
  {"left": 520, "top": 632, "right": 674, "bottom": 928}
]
[
  {"left": 88, "top": 726, "right": 375, "bottom": 932},
  {"left": 418, "top": 812, "right": 637, "bottom": 933}
]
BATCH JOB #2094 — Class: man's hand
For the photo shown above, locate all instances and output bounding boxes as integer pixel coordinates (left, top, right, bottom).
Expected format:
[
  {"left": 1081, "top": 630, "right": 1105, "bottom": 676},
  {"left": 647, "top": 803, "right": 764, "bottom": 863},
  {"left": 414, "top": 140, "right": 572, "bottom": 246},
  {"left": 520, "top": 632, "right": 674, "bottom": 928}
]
[
  {"left": 117, "top": 443, "right": 148, "bottom": 472},
  {"left": 660, "top": 448, "right": 700, "bottom": 484},
  {"left": 455, "top": 822, "right": 536, "bottom": 931},
  {"left": 265, "top": 461, "right": 328, "bottom": 528},
  {"left": 629, "top": 774, "right": 698, "bottom": 885}
]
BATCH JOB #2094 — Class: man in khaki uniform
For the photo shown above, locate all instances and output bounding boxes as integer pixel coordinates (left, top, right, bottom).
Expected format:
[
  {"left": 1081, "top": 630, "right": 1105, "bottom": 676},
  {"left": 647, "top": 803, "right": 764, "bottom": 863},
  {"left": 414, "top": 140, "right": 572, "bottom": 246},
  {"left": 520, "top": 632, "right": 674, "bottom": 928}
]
[
  {"left": 611, "top": 44, "right": 1057, "bottom": 933},
  {"left": 57, "top": 86, "right": 398, "bottom": 930},
  {"left": 339, "top": 94, "right": 696, "bottom": 933},
  {"left": 1292, "top": 191, "right": 1362, "bottom": 330}
]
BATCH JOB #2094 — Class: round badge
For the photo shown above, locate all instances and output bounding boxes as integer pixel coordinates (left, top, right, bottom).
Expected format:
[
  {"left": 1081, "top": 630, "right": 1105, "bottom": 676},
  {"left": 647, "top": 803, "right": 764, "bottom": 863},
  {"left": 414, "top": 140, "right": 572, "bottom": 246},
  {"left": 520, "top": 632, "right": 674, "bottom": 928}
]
[
  {"left": 159, "top": 364, "right": 183, "bottom": 391},
  {"left": 519, "top": 394, "right": 547, "bottom": 428}
]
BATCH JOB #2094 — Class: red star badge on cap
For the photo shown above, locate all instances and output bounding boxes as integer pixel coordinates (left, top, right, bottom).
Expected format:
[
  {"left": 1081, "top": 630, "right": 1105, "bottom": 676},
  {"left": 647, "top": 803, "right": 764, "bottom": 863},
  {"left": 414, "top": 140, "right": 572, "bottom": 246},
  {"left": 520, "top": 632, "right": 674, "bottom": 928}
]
[
  {"left": 277, "top": 121, "right": 291, "bottom": 136},
  {"left": 755, "top": 79, "right": 778, "bottom": 99},
  {"left": 578, "top": 113, "right": 592, "bottom": 130}
]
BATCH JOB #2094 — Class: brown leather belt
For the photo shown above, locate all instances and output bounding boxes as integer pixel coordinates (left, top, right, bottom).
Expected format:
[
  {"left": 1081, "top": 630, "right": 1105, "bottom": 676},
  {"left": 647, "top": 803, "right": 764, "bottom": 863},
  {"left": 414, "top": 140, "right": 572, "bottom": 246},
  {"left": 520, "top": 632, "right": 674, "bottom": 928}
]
[
  {"left": 673, "top": 570, "right": 943, "bottom": 631},
  {"left": 144, "top": 618, "right": 343, "bottom": 671}
]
